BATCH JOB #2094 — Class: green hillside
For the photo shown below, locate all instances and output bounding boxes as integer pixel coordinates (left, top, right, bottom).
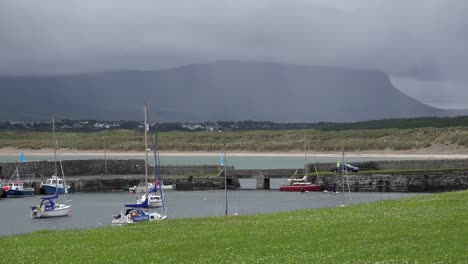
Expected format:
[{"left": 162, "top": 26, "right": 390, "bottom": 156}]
[{"left": 2, "top": 126, "right": 468, "bottom": 152}]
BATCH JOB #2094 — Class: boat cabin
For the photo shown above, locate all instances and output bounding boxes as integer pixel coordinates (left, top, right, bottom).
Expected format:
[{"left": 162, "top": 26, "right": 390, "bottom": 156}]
[
  {"left": 46, "top": 178, "right": 63, "bottom": 185},
  {"left": 8, "top": 181, "right": 24, "bottom": 190}
]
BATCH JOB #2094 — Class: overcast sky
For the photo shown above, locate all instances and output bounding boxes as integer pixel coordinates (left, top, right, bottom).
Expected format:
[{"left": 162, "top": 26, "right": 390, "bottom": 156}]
[{"left": 1, "top": 0, "right": 467, "bottom": 109}]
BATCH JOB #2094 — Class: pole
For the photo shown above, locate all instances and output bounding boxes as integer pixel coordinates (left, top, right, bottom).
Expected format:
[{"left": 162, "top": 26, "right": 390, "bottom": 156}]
[
  {"left": 52, "top": 115, "right": 57, "bottom": 176},
  {"left": 304, "top": 136, "right": 308, "bottom": 175},
  {"left": 144, "top": 103, "right": 149, "bottom": 211},
  {"left": 104, "top": 147, "right": 107, "bottom": 175},
  {"left": 224, "top": 146, "right": 228, "bottom": 217},
  {"left": 341, "top": 141, "right": 346, "bottom": 205}
]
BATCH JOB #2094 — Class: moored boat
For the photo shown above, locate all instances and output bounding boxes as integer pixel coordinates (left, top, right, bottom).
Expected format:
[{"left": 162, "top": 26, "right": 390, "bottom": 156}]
[
  {"left": 41, "top": 175, "right": 71, "bottom": 194},
  {"left": 112, "top": 199, "right": 166, "bottom": 225},
  {"left": 3, "top": 168, "right": 35, "bottom": 198},
  {"left": 136, "top": 184, "right": 163, "bottom": 208},
  {"left": 31, "top": 192, "right": 71, "bottom": 218},
  {"left": 4, "top": 181, "right": 35, "bottom": 197},
  {"left": 280, "top": 137, "right": 321, "bottom": 192},
  {"left": 279, "top": 183, "right": 321, "bottom": 192},
  {"left": 129, "top": 180, "right": 175, "bottom": 193},
  {"left": 112, "top": 103, "right": 167, "bottom": 225},
  {"left": 31, "top": 115, "right": 72, "bottom": 218}
]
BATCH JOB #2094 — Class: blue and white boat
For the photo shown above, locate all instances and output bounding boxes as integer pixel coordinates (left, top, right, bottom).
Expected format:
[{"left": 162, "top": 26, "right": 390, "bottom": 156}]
[
  {"left": 112, "top": 198, "right": 166, "bottom": 225},
  {"left": 4, "top": 168, "right": 35, "bottom": 198},
  {"left": 31, "top": 191, "right": 71, "bottom": 218},
  {"left": 41, "top": 175, "right": 70, "bottom": 194},
  {"left": 31, "top": 115, "right": 72, "bottom": 218},
  {"left": 5, "top": 181, "right": 35, "bottom": 197}
]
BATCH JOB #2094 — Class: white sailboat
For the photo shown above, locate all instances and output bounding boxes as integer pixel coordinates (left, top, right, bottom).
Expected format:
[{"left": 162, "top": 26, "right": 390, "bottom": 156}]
[
  {"left": 31, "top": 116, "right": 71, "bottom": 218},
  {"left": 112, "top": 103, "right": 166, "bottom": 225},
  {"left": 129, "top": 180, "right": 175, "bottom": 194}
]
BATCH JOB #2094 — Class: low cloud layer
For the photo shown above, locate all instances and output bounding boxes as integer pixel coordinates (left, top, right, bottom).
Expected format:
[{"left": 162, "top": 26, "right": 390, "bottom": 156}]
[{"left": 1, "top": 0, "right": 467, "bottom": 108}]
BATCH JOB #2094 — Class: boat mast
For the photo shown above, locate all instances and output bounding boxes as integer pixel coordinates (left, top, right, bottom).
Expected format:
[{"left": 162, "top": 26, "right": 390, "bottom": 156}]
[
  {"left": 341, "top": 141, "right": 352, "bottom": 205},
  {"left": 144, "top": 103, "right": 149, "bottom": 211},
  {"left": 52, "top": 115, "right": 58, "bottom": 176},
  {"left": 304, "top": 136, "right": 308, "bottom": 175},
  {"left": 341, "top": 141, "right": 345, "bottom": 204},
  {"left": 154, "top": 130, "right": 166, "bottom": 211},
  {"left": 223, "top": 145, "right": 227, "bottom": 216}
]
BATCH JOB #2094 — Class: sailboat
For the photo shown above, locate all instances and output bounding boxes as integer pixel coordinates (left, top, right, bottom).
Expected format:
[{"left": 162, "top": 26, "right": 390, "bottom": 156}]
[
  {"left": 129, "top": 180, "right": 175, "bottom": 194},
  {"left": 280, "top": 137, "right": 321, "bottom": 192},
  {"left": 140, "top": 129, "right": 169, "bottom": 208},
  {"left": 112, "top": 103, "right": 166, "bottom": 225},
  {"left": 31, "top": 117, "right": 71, "bottom": 218}
]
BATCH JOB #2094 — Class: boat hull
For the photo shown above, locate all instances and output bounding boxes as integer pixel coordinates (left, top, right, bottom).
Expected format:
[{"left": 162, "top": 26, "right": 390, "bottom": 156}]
[
  {"left": 6, "top": 189, "right": 35, "bottom": 198},
  {"left": 41, "top": 184, "right": 70, "bottom": 194},
  {"left": 111, "top": 211, "right": 166, "bottom": 225},
  {"left": 137, "top": 195, "right": 163, "bottom": 208},
  {"left": 279, "top": 185, "right": 321, "bottom": 192},
  {"left": 32, "top": 204, "right": 71, "bottom": 218}
]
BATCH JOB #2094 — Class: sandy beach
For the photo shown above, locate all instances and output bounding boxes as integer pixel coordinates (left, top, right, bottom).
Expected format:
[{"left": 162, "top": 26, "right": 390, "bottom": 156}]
[{"left": 1, "top": 147, "right": 468, "bottom": 159}]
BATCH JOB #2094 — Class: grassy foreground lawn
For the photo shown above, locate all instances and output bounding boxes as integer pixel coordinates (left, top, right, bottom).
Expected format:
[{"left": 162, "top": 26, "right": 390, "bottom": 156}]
[{"left": 1, "top": 191, "right": 467, "bottom": 263}]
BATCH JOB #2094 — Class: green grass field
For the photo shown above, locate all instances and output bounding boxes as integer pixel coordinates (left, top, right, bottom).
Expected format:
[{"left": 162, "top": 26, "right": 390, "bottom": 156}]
[
  {"left": 0, "top": 191, "right": 466, "bottom": 263},
  {"left": 2, "top": 126, "right": 468, "bottom": 152}
]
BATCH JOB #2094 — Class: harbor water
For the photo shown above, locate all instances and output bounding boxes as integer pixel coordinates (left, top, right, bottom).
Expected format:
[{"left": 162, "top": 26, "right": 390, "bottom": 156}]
[
  {"left": 0, "top": 190, "right": 423, "bottom": 236},
  {"left": 0, "top": 153, "right": 427, "bottom": 236}
]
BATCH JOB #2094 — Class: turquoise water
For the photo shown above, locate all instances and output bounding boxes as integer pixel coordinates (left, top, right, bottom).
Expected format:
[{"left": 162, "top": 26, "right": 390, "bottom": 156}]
[{"left": 0, "top": 154, "right": 421, "bottom": 169}]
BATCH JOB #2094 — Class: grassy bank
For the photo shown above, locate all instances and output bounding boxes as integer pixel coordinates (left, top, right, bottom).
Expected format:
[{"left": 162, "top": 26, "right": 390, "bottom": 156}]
[
  {"left": 2, "top": 126, "right": 468, "bottom": 152},
  {"left": 0, "top": 191, "right": 467, "bottom": 263}
]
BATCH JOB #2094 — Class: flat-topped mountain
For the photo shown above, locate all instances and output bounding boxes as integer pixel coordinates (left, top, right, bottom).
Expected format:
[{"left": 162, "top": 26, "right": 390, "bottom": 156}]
[{"left": 1, "top": 61, "right": 466, "bottom": 122}]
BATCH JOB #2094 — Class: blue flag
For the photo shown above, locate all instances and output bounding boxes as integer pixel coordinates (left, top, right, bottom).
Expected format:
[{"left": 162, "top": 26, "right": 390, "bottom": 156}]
[
  {"left": 19, "top": 152, "right": 25, "bottom": 162},
  {"left": 220, "top": 151, "right": 225, "bottom": 166}
]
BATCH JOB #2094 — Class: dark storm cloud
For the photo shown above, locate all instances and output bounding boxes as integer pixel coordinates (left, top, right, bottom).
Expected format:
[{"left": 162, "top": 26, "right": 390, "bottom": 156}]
[{"left": 1, "top": 0, "right": 467, "bottom": 107}]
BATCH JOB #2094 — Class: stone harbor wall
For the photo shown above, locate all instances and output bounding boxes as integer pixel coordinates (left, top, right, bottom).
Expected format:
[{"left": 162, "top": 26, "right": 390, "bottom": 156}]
[
  {"left": 63, "top": 175, "right": 240, "bottom": 192},
  {"left": 308, "top": 159, "right": 468, "bottom": 172},
  {"left": 0, "top": 159, "right": 467, "bottom": 193},
  {"left": 0, "top": 160, "right": 222, "bottom": 178},
  {"left": 0, "top": 160, "right": 230, "bottom": 193},
  {"left": 317, "top": 170, "right": 468, "bottom": 192}
]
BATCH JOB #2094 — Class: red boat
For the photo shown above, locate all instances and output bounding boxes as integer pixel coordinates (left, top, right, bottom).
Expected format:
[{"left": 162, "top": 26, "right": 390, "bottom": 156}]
[{"left": 280, "top": 183, "right": 321, "bottom": 192}]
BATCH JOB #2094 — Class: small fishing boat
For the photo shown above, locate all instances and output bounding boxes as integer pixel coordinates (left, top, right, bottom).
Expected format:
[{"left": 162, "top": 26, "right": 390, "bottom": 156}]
[
  {"left": 40, "top": 175, "right": 71, "bottom": 194},
  {"left": 3, "top": 168, "right": 35, "bottom": 198}
]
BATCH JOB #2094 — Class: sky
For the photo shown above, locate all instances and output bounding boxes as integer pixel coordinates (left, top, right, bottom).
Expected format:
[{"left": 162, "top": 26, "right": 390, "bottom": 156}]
[{"left": 1, "top": 0, "right": 467, "bottom": 109}]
